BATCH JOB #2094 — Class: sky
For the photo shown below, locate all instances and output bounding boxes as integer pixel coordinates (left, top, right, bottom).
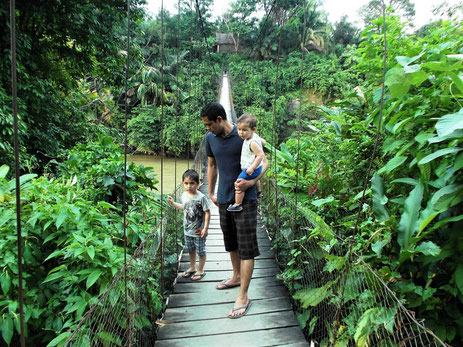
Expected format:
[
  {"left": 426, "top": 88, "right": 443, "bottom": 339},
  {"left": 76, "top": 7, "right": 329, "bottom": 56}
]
[{"left": 145, "top": 0, "right": 461, "bottom": 28}]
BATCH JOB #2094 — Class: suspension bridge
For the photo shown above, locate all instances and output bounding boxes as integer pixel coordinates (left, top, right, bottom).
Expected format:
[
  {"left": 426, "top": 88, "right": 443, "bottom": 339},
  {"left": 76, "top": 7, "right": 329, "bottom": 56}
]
[
  {"left": 6, "top": 0, "right": 450, "bottom": 346},
  {"left": 155, "top": 73, "right": 307, "bottom": 345},
  {"left": 62, "top": 71, "right": 444, "bottom": 346}
]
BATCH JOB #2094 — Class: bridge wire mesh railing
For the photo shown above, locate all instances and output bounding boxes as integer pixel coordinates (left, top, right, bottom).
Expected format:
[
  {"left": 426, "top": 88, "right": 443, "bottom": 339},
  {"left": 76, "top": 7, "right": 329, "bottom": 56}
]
[
  {"left": 259, "top": 177, "right": 445, "bottom": 347},
  {"left": 65, "top": 141, "right": 207, "bottom": 346}
]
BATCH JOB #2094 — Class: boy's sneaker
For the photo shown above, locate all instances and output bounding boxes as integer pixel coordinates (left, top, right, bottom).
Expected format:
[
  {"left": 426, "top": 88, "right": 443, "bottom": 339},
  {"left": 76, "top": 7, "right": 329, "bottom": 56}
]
[
  {"left": 227, "top": 204, "right": 243, "bottom": 212},
  {"left": 257, "top": 191, "right": 263, "bottom": 198}
]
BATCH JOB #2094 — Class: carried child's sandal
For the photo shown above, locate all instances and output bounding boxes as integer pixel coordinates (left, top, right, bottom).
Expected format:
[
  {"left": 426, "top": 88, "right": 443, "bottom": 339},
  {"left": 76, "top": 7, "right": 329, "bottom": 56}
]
[{"left": 227, "top": 204, "right": 243, "bottom": 212}]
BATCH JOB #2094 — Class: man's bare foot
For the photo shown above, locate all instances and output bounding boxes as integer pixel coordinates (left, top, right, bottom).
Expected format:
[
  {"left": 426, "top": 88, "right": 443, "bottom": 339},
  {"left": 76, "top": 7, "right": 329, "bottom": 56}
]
[{"left": 228, "top": 297, "right": 251, "bottom": 318}]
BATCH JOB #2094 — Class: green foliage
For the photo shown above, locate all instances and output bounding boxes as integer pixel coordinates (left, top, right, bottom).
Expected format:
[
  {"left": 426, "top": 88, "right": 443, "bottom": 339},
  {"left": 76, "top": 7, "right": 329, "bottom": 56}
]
[
  {"left": 59, "top": 136, "right": 157, "bottom": 209},
  {"left": 0, "top": 136, "right": 160, "bottom": 345},
  {"left": 228, "top": 52, "right": 358, "bottom": 147},
  {"left": 267, "top": 15, "right": 463, "bottom": 344},
  {"left": 0, "top": 86, "right": 35, "bottom": 171}
]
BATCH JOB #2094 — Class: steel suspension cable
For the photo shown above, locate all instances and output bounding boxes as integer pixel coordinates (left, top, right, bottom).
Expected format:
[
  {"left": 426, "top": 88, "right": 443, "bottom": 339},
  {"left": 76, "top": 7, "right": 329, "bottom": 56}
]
[
  {"left": 9, "top": 0, "right": 25, "bottom": 345},
  {"left": 123, "top": 0, "right": 130, "bottom": 342},
  {"left": 160, "top": 0, "right": 165, "bottom": 295},
  {"left": 187, "top": 0, "right": 194, "bottom": 168},
  {"left": 261, "top": 60, "right": 272, "bottom": 201},
  {"left": 294, "top": 0, "right": 307, "bottom": 225},
  {"left": 193, "top": 0, "right": 218, "bottom": 77},
  {"left": 271, "top": 15, "right": 285, "bottom": 240},
  {"left": 174, "top": 0, "right": 181, "bottom": 257}
]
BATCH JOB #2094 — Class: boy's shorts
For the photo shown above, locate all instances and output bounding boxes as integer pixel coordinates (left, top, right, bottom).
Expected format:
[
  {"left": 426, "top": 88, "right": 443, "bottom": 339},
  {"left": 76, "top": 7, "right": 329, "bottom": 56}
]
[
  {"left": 218, "top": 200, "right": 260, "bottom": 260},
  {"left": 237, "top": 166, "right": 262, "bottom": 180},
  {"left": 184, "top": 235, "right": 206, "bottom": 257}
]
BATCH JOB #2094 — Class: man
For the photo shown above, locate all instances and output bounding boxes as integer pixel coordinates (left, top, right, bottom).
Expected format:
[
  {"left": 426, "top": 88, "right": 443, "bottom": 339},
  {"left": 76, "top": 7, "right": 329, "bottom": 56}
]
[{"left": 201, "top": 102, "right": 268, "bottom": 318}]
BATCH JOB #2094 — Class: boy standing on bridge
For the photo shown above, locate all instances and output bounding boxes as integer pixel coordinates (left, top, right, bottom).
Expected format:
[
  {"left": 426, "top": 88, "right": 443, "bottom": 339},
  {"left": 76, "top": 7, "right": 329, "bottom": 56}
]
[
  {"left": 168, "top": 169, "right": 210, "bottom": 281},
  {"left": 201, "top": 102, "right": 268, "bottom": 318},
  {"left": 227, "top": 114, "right": 265, "bottom": 212}
]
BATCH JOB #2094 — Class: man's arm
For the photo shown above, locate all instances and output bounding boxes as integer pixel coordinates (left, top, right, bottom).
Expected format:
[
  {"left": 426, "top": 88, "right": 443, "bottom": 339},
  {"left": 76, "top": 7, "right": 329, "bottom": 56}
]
[
  {"left": 207, "top": 156, "right": 218, "bottom": 205},
  {"left": 235, "top": 153, "right": 268, "bottom": 193}
]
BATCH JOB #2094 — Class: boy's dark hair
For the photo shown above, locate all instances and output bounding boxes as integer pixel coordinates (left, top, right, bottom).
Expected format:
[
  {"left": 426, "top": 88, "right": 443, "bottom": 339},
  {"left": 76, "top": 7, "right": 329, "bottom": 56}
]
[
  {"left": 182, "top": 169, "right": 200, "bottom": 183},
  {"left": 200, "top": 102, "right": 227, "bottom": 122},
  {"left": 237, "top": 113, "right": 257, "bottom": 128}
]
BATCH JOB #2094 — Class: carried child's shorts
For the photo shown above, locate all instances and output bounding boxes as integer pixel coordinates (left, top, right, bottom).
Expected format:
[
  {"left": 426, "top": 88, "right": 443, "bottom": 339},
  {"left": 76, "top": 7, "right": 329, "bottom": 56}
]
[
  {"left": 184, "top": 235, "right": 206, "bottom": 256},
  {"left": 237, "top": 166, "right": 262, "bottom": 180}
]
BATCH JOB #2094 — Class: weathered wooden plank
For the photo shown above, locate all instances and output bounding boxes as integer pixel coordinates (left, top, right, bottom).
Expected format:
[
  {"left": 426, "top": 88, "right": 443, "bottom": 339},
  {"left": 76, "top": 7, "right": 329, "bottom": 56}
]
[
  {"left": 162, "top": 297, "right": 293, "bottom": 322},
  {"left": 175, "top": 267, "right": 280, "bottom": 283},
  {"left": 156, "top": 326, "right": 307, "bottom": 346},
  {"left": 158, "top": 180, "right": 306, "bottom": 345},
  {"left": 204, "top": 244, "right": 272, "bottom": 253},
  {"left": 206, "top": 233, "right": 270, "bottom": 240},
  {"left": 173, "top": 275, "right": 283, "bottom": 294},
  {"left": 179, "top": 259, "right": 277, "bottom": 272},
  {"left": 180, "top": 249, "right": 275, "bottom": 262},
  {"left": 157, "top": 311, "right": 301, "bottom": 340},
  {"left": 206, "top": 238, "right": 271, "bottom": 247},
  {"left": 167, "top": 283, "right": 290, "bottom": 308}
]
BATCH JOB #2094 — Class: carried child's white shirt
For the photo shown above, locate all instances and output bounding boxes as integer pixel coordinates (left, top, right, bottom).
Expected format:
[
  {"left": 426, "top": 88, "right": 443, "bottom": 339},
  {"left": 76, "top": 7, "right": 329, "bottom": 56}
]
[{"left": 240, "top": 133, "right": 263, "bottom": 170}]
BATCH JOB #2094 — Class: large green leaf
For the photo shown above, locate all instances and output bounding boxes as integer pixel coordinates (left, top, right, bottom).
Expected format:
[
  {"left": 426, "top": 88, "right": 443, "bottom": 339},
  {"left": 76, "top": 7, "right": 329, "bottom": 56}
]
[
  {"left": 415, "top": 241, "right": 441, "bottom": 256},
  {"left": 319, "top": 106, "right": 345, "bottom": 124},
  {"left": 385, "top": 67, "right": 410, "bottom": 98},
  {"left": 455, "top": 153, "right": 463, "bottom": 172},
  {"left": 455, "top": 264, "right": 463, "bottom": 296},
  {"left": 86, "top": 269, "right": 103, "bottom": 289},
  {"left": 398, "top": 183, "right": 424, "bottom": 250},
  {"left": 1, "top": 317, "right": 13, "bottom": 345},
  {"left": 46, "top": 332, "right": 71, "bottom": 347},
  {"left": 435, "top": 110, "right": 463, "bottom": 137},
  {"left": 421, "top": 61, "right": 462, "bottom": 71},
  {"left": 418, "top": 148, "right": 461, "bottom": 165},
  {"left": 296, "top": 310, "right": 311, "bottom": 328},
  {"left": 311, "top": 196, "right": 335, "bottom": 207},
  {"left": 378, "top": 155, "right": 407, "bottom": 175},
  {"left": 355, "top": 307, "right": 396, "bottom": 347},
  {"left": 449, "top": 72, "right": 463, "bottom": 94},
  {"left": 0, "top": 274, "right": 11, "bottom": 295},
  {"left": 370, "top": 173, "right": 389, "bottom": 222},
  {"left": 103, "top": 175, "right": 115, "bottom": 187},
  {"left": 0, "top": 165, "right": 9, "bottom": 179},
  {"left": 430, "top": 184, "right": 463, "bottom": 211},
  {"left": 396, "top": 53, "right": 424, "bottom": 67},
  {"left": 391, "top": 178, "right": 417, "bottom": 186},
  {"left": 293, "top": 280, "right": 336, "bottom": 308}
]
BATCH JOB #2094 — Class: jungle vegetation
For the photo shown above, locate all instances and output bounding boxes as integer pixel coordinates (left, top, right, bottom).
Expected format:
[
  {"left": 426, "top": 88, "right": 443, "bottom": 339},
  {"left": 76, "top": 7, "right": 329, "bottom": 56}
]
[{"left": 0, "top": 0, "right": 462, "bottom": 345}]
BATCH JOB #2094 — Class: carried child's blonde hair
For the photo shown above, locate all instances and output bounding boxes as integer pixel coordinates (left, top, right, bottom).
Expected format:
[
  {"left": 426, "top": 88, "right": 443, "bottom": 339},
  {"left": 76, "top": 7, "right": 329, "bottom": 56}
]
[{"left": 237, "top": 113, "right": 257, "bottom": 128}]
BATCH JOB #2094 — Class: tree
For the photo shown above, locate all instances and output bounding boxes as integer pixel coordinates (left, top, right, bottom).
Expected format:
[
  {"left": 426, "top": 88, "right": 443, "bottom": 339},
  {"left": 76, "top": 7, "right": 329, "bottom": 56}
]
[
  {"left": 332, "top": 15, "right": 359, "bottom": 46},
  {"left": 219, "top": 0, "right": 260, "bottom": 52},
  {"left": 0, "top": 0, "right": 145, "bottom": 169},
  {"left": 358, "top": 0, "right": 415, "bottom": 26}
]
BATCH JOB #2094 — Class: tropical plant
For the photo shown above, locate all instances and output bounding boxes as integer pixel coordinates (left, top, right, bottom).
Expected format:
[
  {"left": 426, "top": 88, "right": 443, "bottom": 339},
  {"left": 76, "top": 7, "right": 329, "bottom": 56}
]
[{"left": 0, "top": 135, "right": 161, "bottom": 345}]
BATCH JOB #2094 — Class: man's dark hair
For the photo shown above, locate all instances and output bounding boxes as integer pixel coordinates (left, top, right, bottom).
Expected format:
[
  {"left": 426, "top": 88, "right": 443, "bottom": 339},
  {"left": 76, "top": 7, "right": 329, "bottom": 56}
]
[
  {"left": 200, "top": 102, "right": 227, "bottom": 122},
  {"left": 182, "top": 169, "right": 200, "bottom": 183}
]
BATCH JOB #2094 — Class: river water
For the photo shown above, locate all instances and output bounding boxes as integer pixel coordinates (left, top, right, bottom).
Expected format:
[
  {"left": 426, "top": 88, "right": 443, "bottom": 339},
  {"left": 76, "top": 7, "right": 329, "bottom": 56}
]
[{"left": 128, "top": 155, "right": 193, "bottom": 194}]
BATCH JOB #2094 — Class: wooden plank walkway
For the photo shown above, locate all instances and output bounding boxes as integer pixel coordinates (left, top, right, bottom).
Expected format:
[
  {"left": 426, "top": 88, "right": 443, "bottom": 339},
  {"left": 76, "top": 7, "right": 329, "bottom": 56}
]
[{"left": 156, "top": 201, "right": 308, "bottom": 346}]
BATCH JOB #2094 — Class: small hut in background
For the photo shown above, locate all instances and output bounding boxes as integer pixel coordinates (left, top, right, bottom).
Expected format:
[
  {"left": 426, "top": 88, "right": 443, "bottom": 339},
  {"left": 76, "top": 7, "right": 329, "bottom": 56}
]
[{"left": 215, "top": 32, "right": 248, "bottom": 53}]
